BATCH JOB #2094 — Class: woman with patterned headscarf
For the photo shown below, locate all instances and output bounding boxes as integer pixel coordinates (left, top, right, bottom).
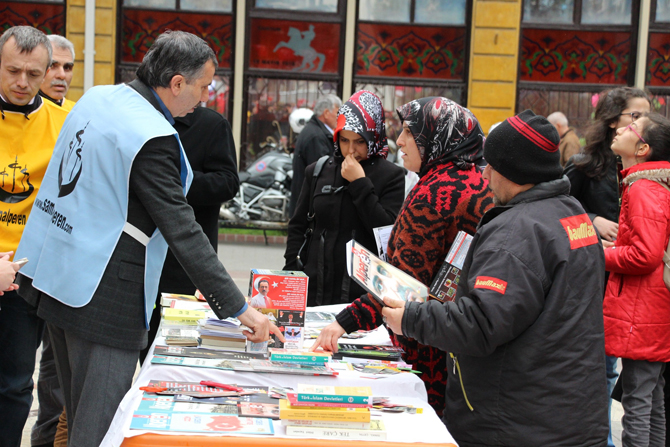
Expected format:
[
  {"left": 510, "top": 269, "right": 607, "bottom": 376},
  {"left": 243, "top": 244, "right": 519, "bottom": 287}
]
[
  {"left": 313, "top": 97, "right": 494, "bottom": 415},
  {"left": 284, "top": 91, "right": 405, "bottom": 307}
]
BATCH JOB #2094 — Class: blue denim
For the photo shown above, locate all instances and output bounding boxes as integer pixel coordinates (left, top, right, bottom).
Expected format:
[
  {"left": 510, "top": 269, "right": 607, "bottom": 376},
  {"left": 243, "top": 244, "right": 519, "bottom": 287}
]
[
  {"left": 0, "top": 291, "right": 45, "bottom": 447},
  {"left": 606, "top": 355, "right": 619, "bottom": 447}
]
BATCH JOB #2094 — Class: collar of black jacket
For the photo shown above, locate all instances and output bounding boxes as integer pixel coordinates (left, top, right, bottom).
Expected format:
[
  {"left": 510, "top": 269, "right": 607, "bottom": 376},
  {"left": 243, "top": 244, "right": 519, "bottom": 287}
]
[
  {"left": 479, "top": 176, "right": 571, "bottom": 227},
  {"left": 127, "top": 79, "right": 167, "bottom": 120}
]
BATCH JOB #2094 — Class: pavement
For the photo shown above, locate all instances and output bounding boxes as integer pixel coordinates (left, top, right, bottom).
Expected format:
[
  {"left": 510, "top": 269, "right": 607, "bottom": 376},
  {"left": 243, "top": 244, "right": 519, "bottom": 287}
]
[{"left": 19, "top": 241, "right": 624, "bottom": 446}]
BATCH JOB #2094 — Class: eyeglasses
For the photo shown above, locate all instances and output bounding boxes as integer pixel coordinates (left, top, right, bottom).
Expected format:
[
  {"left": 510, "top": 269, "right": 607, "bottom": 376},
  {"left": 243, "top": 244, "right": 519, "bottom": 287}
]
[
  {"left": 620, "top": 111, "right": 643, "bottom": 121},
  {"left": 626, "top": 123, "right": 647, "bottom": 145}
]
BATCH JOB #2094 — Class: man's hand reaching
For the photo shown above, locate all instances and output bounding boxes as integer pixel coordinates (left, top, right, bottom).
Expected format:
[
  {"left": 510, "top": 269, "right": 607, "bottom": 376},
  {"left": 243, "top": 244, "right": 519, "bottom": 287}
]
[{"left": 237, "top": 306, "right": 286, "bottom": 344}]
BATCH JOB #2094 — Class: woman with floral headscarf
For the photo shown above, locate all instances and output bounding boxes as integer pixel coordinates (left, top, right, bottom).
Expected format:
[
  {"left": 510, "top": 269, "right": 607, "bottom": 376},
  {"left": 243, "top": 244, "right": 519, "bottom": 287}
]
[
  {"left": 284, "top": 91, "right": 405, "bottom": 307},
  {"left": 313, "top": 97, "right": 494, "bottom": 415}
]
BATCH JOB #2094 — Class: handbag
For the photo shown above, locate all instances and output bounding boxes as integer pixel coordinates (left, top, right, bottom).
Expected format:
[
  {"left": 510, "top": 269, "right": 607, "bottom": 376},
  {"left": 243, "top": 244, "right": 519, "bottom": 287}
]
[{"left": 296, "top": 156, "right": 329, "bottom": 270}]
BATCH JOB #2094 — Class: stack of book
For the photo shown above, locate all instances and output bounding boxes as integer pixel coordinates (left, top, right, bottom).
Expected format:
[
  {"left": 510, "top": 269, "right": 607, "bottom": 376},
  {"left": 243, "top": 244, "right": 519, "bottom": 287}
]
[
  {"left": 197, "top": 317, "right": 248, "bottom": 352},
  {"left": 280, "top": 384, "right": 386, "bottom": 440}
]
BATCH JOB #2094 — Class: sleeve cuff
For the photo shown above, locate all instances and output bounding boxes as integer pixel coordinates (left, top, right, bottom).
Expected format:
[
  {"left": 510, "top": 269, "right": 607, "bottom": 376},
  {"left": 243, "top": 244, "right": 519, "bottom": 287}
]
[
  {"left": 401, "top": 301, "right": 421, "bottom": 340},
  {"left": 232, "top": 302, "right": 248, "bottom": 318},
  {"left": 336, "top": 307, "right": 359, "bottom": 334}
]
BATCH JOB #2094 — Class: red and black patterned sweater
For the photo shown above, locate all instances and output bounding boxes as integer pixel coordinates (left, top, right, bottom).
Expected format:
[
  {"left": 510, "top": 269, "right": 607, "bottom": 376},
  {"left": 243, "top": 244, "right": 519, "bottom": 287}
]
[{"left": 336, "top": 162, "right": 493, "bottom": 415}]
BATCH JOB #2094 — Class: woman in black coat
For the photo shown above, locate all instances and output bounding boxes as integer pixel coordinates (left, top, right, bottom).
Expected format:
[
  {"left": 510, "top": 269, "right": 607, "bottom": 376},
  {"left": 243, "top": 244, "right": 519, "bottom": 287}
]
[{"left": 284, "top": 90, "right": 405, "bottom": 307}]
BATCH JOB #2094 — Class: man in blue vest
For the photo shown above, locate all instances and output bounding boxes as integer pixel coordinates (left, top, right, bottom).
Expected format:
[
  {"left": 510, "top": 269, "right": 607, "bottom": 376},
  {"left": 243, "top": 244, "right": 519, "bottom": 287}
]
[{"left": 15, "top": 30, "right": 283, "bottom": 444}]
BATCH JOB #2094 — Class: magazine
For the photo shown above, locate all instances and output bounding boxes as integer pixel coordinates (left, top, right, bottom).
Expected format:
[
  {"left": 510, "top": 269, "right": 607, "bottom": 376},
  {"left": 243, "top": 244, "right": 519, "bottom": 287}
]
[
  {"left": 346, "top": 239, "right": 428, "bottom": 306},
  {"left": 130, "top": 412, "right": 274, "bottom": 435},
  {"left": 152, "top": 345, "right": 265, "bottom": 360},
  {"left": 429, "top": 231, "right": 473, "bottom": 303}
]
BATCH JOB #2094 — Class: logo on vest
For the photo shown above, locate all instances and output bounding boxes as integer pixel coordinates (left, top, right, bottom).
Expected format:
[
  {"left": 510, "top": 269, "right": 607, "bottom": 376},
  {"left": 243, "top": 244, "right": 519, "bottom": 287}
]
[
  {"left": 58, "top": 122, "right": 88, "bottom": 198},
  {"left": 0, "top": 155, "right": 34, "bottom": 205},
  {"left": 560, "top": 214, "right": 598, "bottom": 249},
  {"left": 474, "top": 276, "right": 507, "bottom": 294}
]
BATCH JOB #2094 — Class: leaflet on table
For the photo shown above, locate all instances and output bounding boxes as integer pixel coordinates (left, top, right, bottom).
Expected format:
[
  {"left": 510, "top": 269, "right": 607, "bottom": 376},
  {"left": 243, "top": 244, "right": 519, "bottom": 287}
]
[
  {"left": 152, "top": 345, "right": 265, "bottom": 360},
  {"left": 247, "top": 269, "right": 308, "bottom": 352},
  {"left": 429, "top": 230, "right": 473, "bottom": 303},
  {"left": 130, "top": 412, "right": 274, "bottom": 435},
  {"left": 150, "top": 355, "right": 337, "bottom": 376},
  {"left": 346, "top": 239, "right": 428, "bottom": 306},
  {"left": 373, "top": 224, "right": 393, "bottom": 261}
]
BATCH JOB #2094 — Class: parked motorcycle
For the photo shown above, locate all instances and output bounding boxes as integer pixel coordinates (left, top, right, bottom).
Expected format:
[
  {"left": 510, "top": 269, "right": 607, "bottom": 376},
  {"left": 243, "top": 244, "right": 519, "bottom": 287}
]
[{"left": 219, "top": 145, "right": 293, "bottom": 223}]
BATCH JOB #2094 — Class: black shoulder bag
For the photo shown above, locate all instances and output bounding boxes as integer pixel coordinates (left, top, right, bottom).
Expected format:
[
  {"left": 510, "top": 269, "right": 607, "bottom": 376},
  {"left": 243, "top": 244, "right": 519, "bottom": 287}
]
[{"left": 296, "top": 155, "right": 329, "bottom": 270}]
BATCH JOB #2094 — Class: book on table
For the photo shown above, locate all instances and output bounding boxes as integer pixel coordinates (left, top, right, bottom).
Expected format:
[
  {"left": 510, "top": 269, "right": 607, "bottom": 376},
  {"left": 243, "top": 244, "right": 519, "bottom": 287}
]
[
  {"left": 280, "top": 419, "right": 371, "bottom": 429},
  {"left": 162, "top": 308, "right": 207, "bottom": 324},
  {"left": 346, "top": 239, "right": 428, "bottom": 306},
  {"left": 293, "top": 384, "right": 372, "bottom": 406},
  {"left": 429, "top": 230, "right": 473, "bottom": 303},
  {"left": 130, "top": 412, "right": 274, "bottom": 435},
  {"left": 268, "top": 348, "right": 332, "bottom": 365},
  {"left": 332, "top": 344, "right": 404, "bottom": 361},
  {"left": 278, "top": 399, "right": 370, "bottom": 422},
  {"left": 285, "top": 393, "right": 371, "bottom": 408},
  {"left": 285, "top": 419, "right": 386, "bottom": 440}
]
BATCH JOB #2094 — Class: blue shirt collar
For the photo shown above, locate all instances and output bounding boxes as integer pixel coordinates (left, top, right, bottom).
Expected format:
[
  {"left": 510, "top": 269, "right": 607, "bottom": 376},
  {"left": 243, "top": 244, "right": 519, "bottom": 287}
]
[{"left": 150, "top": 89, "right": 175, "bottom": 125}]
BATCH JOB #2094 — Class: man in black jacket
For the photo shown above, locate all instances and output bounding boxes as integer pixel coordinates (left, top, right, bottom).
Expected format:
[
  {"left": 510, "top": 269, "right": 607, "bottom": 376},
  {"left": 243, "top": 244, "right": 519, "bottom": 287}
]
[
  {"left": 288, "top": 94, "right": 341, "bottom": 217},
  {"left": 382, "top": 110, "right": 608, "bottom": 447},
  {"left": 139, "top": 105, "right": 240, "bottom": 364}
]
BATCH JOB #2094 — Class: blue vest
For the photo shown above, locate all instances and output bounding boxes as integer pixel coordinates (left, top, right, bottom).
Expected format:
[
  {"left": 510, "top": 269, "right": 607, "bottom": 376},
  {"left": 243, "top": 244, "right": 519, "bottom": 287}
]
[{"left": 16, "top": 84, "right": 193, "bottom": 328}]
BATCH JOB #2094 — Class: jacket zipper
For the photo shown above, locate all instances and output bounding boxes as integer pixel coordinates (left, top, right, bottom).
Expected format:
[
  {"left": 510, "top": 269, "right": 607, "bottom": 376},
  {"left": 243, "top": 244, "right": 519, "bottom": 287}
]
[{"left": 450, "top": 353, "right": 474, "bottom": 411}]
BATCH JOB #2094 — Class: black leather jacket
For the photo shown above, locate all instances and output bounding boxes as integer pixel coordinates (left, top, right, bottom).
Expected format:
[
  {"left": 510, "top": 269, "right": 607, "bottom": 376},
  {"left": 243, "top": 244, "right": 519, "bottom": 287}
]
[{"left": 564, "top": 154, "right": 620, "bottom": 223}]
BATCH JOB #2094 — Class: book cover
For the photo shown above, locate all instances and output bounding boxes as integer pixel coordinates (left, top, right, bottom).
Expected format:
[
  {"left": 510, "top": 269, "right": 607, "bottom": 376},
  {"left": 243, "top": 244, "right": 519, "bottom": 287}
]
[
  {"left": 285, "top": 419, "right": 386, "bottom": 440},
  {"left": 280, "top": 419, "right": 371, "bottom": 429},
  {"left": 295, "top": 385, "right": 372, "bottom": 405},
  {"left": 137, "top": 396, "right": 237, "bottom": 415},
  {"left": 269, "top": 348, "right": 331, "bottom": 365},
  {"left": 429, "top": 231, "right": 473, "bottom": 303},
  {"left": 150, "top": 355, "right": 253, "bottom": 372},
  {"left": 129, "top": 412, "right": 274, "bottom": 435},
  {"left": 279, "top": 399, "right": 370, "bottom": 422},
  {"left": 248, "top": 270, "right": 308, "bottom": 351},
  {"left": 346, "top": 239, "right": 428, "bottom": 306},
  {"left": 332, "top": 344, "right": 404, "bottom": 361},
  {"left": 162, "top": 308, "right": 206, "bottom": 323},
  {"left": 248, "top": 359, "right": 338, "bottom": 376}
]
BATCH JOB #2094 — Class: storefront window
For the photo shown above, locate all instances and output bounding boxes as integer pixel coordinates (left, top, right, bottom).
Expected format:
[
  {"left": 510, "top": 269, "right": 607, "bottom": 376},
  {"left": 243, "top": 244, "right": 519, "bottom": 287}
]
[
  {"left": 523, "top": 0, "right": 574, "bottom": 23},
  {"left": 244, "top": 77, "right": 338, "bottom": 169},
  {"left": 255, "top": 0, "right": 337, "bottom": 13},
  {"left": 657, "top": 0, "right": 670, "bottom": 22},
  {"left": 123, "top": 0, "right": 176, "bottom": 8},
  {"left": 358, "top": 0, "right": 410, "bottom": 22},
  {"left": 581, "top": 0, "right": 631, "bottom": 24},
  {"left": 415, "top": 0, "right": 466, "bottom": 25},
  {"left": 181, "top": 0, "right": 232, "bottom": 12}
]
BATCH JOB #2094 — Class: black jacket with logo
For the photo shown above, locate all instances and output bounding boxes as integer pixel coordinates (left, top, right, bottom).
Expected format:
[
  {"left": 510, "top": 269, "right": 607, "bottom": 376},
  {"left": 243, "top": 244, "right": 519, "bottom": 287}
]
[{"left": 402, "top": 177, "right": 608, "bottom": 447}]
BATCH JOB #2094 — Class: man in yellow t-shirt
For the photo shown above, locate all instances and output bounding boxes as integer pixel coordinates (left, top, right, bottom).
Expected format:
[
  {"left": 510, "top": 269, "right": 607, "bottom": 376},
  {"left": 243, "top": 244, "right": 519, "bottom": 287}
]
[
  {"left": 39, "top": 34, "right": 76, "bottom": 111},
  {"left": 0, "top": 26, "right": 69, "bottom": 446}
]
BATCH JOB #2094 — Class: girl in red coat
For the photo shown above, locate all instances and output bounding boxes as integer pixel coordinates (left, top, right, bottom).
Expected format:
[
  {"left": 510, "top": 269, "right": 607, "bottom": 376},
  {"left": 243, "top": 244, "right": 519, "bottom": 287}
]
[
  {"left": 604, "top": 112, "right": 670, "bottom": 446},
  {"left": 312, "top": 97, "right": 494, "bottom": 415}
]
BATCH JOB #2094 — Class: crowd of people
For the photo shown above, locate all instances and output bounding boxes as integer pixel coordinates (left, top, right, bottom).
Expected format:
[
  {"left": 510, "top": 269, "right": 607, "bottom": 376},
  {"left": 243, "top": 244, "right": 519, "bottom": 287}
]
[{"left": 2, "top": 24, "right": 670, "bottom": 447}]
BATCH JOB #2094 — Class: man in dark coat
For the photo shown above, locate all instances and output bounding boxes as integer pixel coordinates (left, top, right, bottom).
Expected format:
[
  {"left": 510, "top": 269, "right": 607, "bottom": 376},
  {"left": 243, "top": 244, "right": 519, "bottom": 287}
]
[
  {"left": 382, "top": 110, "right": 608, "bottom": 447},
  {"left": 139, "top": 105, "right": 240, "bottom": 364},
  {"left": 288, "top": 94, "right": 341, "bottom": 217}
]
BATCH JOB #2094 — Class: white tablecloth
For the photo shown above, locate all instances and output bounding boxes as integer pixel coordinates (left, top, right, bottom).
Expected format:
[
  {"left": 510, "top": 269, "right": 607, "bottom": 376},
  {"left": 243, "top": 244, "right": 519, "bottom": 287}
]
[{"left": 100, "top": 305, "right": 456, "bottom": 446}]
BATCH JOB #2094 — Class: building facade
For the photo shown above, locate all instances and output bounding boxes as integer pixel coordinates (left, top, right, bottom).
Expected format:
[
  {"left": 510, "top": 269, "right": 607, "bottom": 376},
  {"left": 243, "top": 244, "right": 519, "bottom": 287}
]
[{"left": 2, "top": 0, "right": 668, "bottom": 167}]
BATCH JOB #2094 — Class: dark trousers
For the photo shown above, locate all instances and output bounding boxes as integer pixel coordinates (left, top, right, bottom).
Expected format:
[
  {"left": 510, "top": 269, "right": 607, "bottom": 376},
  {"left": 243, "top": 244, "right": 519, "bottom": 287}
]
[
  {"left": 620, "top": 358, "right": 666, "bottom": 447},
  {"left": 48, "top": 323, "right": 138, "bottom": 446},
  {"left": 0, "top": 291, "right": 45, "bottom": 447},
  {"left": 31, "top": 327, "right": 65, "bottom": 446}
]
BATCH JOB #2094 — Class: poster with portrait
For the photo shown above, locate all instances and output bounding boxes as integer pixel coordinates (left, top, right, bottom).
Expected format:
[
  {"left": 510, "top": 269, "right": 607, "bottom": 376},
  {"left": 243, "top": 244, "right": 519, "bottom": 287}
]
[{"left": 247, "top": 270, "right": 308, "bottom": 352}]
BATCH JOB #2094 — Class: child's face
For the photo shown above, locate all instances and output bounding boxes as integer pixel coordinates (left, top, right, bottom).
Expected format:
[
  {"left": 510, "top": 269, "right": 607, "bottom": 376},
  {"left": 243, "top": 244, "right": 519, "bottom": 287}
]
[{"left": 612, "top": 117, "right": 648, "bottom": 167}]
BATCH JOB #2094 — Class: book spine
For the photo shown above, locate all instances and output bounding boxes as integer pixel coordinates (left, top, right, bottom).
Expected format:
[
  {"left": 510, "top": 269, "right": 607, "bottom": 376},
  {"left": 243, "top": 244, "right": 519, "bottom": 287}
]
[
  {"left": 285, "top": 425, "right": 386, "bottom": 440},
  {"left": 279, "top": 409, "right": 370, "bottom": 422},
  {"left": 270, "top": 354, "right": 328, "bottom": 365},
  {"left": 163, "top": 317, "right": 201, "bottom": 323},
  {"left": 297, "top": 394, "right": 371, "bottom": 405},
  {"left": 287, "top": 394, "right": 370, "bottom": 408},
  {"left": 280, "top": 419, "right": 370, "bottom": 429}
]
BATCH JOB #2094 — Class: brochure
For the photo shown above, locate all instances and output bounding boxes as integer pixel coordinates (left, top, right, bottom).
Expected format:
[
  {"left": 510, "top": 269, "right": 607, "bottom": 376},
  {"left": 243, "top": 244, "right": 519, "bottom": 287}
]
[
  {"left": 429, "top": 231, "right": 473, "bottom": 303},
  {"left": 130, "top": 412, "right": 274, "bottom": 435}
]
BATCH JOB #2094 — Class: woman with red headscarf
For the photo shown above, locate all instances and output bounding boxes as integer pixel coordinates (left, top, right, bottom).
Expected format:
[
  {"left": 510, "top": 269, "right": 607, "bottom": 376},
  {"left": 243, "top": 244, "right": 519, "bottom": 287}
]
[
  {"left": 312, "top": 97, "right": 494, "bottom": 415},
  {"left": 284, "top": 91, "right": 405, "bottom": 307}
]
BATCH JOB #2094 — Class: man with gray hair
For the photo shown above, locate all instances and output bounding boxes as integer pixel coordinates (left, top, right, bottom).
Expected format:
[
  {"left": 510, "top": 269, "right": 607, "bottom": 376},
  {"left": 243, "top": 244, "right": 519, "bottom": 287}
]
[
  {"left": 39, "top": 34, "right": 75, "bottom": 111},
  {"left": 0, "top": 25, "right": 69, "bottom": 447},
  {"left": 14, "top": 30, "right": 283, "bottom": 444},
  {"left": 289, "top": 93, "right": 342, "bottom": 217},
  {"left": 547, "top": 111, "right": 581, "bottom": 167}
]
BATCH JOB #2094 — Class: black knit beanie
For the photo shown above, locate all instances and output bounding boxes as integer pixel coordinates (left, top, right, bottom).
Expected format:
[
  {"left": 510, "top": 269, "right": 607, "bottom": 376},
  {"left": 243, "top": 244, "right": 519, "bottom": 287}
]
[{"left": 484, "top": 109, "right": 562, "bottom": 185}]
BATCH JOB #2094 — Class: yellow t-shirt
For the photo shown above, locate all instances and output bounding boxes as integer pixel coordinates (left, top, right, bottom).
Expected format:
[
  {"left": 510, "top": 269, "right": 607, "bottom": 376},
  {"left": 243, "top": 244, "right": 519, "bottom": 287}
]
[
  {"left": 0, "top": 99, "right": 68, "bottom": 253},
  {"left": 62, "top": 97, "right": 76, "bottom": 112}
]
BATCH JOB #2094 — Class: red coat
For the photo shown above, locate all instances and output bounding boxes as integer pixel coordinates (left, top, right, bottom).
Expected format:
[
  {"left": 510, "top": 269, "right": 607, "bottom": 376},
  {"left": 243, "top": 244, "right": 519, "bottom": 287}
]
[{"left": 604, "top": 161, "right": 670, "bottom": 362}]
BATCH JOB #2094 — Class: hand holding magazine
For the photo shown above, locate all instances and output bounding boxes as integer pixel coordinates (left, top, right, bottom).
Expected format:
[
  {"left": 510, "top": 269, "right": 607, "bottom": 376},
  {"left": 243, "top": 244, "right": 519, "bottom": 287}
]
[{"left": 346, "top": 240, "right": 428, "bottom": 306}]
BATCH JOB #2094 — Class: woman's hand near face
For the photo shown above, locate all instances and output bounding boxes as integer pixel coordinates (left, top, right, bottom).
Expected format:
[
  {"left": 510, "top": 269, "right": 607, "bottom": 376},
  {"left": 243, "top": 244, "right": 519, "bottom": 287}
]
[{"left": 341, "top": 153, "right": 365, "bottom": 182}]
